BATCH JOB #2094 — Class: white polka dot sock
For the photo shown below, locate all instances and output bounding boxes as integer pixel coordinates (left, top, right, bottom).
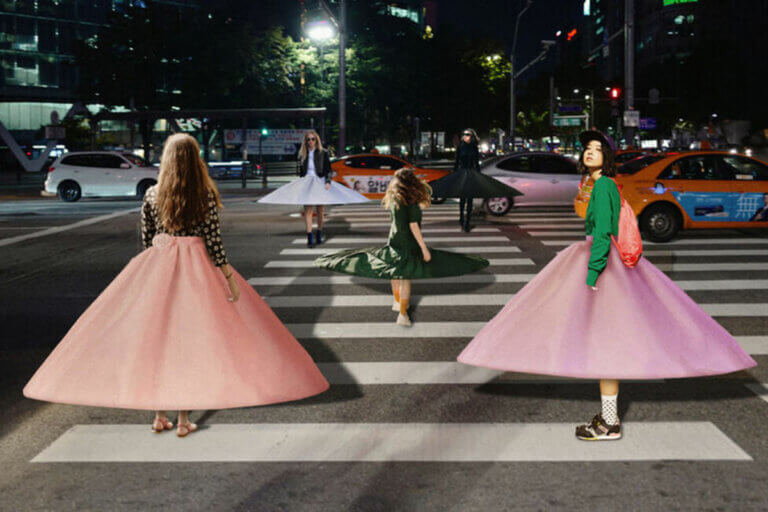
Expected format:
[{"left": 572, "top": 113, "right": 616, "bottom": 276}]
[{"left": 601, "top": 394, "right": 619, "bottom": 425}]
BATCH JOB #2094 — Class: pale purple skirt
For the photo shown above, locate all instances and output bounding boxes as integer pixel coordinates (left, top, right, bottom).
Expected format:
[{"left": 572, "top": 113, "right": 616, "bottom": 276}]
[{"left": 458, "top": 239, "right": 756, "bottom": 379}]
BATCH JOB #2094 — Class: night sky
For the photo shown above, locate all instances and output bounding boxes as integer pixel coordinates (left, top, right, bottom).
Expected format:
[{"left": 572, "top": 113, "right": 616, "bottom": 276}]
[{"left": 436, "top": 0, "right": 582, "bottom": 64}]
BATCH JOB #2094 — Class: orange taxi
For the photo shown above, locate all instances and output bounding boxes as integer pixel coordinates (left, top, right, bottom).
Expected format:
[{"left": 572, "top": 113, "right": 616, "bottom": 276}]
[
  {"left": 331, "top": 154, "right": 450, "bottom": 199},
  {"left": 615, "top": 151, "right": 768, "bottom": 241}
]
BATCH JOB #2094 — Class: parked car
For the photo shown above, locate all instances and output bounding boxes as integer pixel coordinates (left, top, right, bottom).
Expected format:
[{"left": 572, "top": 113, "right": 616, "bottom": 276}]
[
  {"left": 331, "top": 154, "right": 450, "bottom": 201},
  {"left": 45, "top": 151, "right": 158, "bottom": 202},
  {"left": 616, "top": 151, "right": 768, "bottom": 241},
  {"left": 479, "top": 151, "right": 580, "bottom": 215}
]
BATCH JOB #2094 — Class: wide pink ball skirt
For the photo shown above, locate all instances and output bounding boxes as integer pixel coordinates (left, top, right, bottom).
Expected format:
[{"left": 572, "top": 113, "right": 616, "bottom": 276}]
[
  {"left": 458, "top": 239, "right": 757, "bottom": 380},
  {"left": 23, "top": 236, "right": 329, "bottom": 410}
]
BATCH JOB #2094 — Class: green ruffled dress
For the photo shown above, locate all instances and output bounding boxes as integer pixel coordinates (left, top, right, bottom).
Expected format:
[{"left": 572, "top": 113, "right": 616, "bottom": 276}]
[{"left": 314, "top": 201, "right": 490, "bottom": 279}]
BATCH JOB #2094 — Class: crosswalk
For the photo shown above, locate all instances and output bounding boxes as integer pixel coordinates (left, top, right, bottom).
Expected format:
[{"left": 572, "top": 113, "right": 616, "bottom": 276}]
[{"left": 35, "top": 202, "right": 767, "bottom": 464}]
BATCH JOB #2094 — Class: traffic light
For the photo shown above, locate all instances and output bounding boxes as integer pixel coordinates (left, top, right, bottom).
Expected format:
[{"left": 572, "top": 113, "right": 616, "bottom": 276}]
[
  {"left": 260, "top": 127, "right": 269, "bottom": 137},
  {"left": 610, "top": 87, "right": 621, "bottom": 99}
]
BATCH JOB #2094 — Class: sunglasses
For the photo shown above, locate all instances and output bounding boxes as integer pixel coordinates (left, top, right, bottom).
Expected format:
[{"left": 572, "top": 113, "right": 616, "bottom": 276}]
[
  {"left": 462, "top": 132, "right": 472, "bottom": 136},
  {"left": 306, "top": 136, "right": 316, "bottom": 141}
]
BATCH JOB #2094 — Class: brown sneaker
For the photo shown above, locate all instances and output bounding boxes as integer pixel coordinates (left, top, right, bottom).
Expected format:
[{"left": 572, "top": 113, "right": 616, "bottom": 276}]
[{"left": 575, "top": 414, "right": 622, "bottom": 441}]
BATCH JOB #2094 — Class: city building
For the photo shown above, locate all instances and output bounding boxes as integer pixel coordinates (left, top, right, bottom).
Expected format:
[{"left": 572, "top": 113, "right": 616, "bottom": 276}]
[{"left": 0, "top": 0, "right": 202, "bottom": 139}]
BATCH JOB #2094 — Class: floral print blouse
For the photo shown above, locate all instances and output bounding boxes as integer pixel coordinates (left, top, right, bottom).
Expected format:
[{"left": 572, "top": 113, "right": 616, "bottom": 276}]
[{"left": 141, "top": 186, "right": 228, "bottom": 266}]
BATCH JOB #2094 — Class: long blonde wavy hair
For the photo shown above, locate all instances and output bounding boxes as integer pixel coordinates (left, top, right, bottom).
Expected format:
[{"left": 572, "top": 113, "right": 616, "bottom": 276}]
[
  {"left": 382, "top": 168, "right": 432, "bottom": 210},
  {"left": 298, "top": 129, "right": 323, "bottom": 163},
  {"left": 155, "top": 133, "right": 222, "bottom": 232}
]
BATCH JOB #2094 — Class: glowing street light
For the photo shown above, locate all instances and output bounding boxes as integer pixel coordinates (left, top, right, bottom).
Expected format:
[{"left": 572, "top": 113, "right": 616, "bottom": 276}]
[{"left": 306, "top": 20, "right": 335, "bottom": 41}]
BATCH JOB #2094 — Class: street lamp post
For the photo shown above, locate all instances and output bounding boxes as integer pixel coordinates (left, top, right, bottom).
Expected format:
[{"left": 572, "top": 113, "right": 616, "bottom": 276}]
[
  {"left": 510, "top": 0, "right": 533, "bottom": 152},
  {"left": 310, "top": 0, "right": 346, "bottom": 156}
]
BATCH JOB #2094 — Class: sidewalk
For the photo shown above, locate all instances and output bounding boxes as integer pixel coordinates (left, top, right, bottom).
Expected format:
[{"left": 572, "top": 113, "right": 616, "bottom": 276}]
[
  {"left": 0, "top": 174, "right": 290, "bottom": 201},
  {"left": 0, "top": 172, "right": 49, "bottom": 200}
]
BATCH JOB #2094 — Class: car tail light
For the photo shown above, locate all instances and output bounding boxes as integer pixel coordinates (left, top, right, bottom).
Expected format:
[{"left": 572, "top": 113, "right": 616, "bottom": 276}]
[{"left": 48, "top": 166, "right": 55, "bottom": 173}]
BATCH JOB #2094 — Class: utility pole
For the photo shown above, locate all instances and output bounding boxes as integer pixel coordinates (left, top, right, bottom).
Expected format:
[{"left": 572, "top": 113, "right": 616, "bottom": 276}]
[
  {"left": 338, "top": 0, "right": 346, "bottom": 156},
  {"left": 624, "top": 0, "right": 635, "bottom": 145},
  {"left": 315, "top": 0, "right": 346, "bottom": 156},
  {"left": 548, "top": 75, "right": 555, "bottom": 143},
  {"left": 510, "top": 0, "right": 532, "bottom": 152}
]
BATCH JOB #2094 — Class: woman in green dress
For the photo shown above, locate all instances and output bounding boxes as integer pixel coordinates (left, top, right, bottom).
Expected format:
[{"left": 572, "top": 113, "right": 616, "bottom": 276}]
[{"left": 314, "top": 169, "right": 489, "bottom": 326}]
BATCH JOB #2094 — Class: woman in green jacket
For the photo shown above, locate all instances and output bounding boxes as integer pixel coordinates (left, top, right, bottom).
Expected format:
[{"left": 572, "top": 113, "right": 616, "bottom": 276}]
[{"left": 458, "top": 130, "right": 756, "bottom": 440}]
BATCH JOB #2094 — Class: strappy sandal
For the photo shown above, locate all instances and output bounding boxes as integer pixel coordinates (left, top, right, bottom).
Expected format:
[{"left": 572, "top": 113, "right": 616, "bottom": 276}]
[
  {"left": 176, "top": 421, "right": 198, "bottom": 438},
  {"left": 152, "top": 417, "right": 173, "bottom": 433}
]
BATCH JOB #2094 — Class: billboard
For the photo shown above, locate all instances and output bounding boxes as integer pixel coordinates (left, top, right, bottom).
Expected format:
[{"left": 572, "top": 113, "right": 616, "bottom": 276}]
[{"left": 224, "top": 129, "right": 309, "bottom": 155}]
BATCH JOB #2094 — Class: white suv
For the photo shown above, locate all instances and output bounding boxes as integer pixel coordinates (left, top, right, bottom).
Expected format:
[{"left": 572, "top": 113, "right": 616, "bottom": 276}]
[{"left": 45, "top": 151, "right": 159, "bottom": 202}]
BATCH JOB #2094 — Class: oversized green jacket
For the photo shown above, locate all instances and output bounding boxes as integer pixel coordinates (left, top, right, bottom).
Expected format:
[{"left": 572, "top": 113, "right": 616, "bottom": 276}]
[{"left": 584, "top": 176, "right": 621, "bottom": 286}]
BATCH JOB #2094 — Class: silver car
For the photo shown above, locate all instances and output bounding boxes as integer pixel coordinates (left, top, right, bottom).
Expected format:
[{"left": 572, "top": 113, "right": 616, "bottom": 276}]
[{"left": 478, "top": 152, "right": 581, "bottom": 215}]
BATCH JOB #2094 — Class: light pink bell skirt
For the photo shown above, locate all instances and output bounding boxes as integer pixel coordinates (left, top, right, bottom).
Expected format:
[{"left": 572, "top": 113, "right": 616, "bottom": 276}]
[{"left": 24, "top": 236, "right": 329, "bottom": 410}]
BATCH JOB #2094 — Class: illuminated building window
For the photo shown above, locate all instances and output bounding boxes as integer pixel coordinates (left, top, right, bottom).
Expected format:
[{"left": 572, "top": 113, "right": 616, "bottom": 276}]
[{"left": 386, "top": 6, "right": 419, "bottom": 24}]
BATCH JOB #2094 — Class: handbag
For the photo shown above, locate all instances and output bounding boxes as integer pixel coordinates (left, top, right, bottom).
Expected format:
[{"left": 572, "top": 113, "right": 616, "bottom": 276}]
[{"left": 609, "top": 178, "right": 643, "bottom": 267}]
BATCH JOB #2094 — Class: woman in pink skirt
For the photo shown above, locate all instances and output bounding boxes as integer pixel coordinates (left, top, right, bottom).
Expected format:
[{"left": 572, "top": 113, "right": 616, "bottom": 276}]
[
  {"left": 458, "top": 130, "right": 756, "bottom": 440},
  {"left": 24, "top": 134, "right": 329, "bottom": 437}
]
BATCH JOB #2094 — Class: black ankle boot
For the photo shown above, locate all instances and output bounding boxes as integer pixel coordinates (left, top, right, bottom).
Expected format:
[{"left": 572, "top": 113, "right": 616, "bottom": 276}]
[
  {"left": 315, "top": 229, "right": 323, "bottom": 245},
  {"left": 307, "top": 232, "right": 314, "bottom": 247}
]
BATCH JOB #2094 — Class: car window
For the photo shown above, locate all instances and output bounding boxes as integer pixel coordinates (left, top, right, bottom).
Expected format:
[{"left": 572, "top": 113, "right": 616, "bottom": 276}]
[
  {"left": 61, "top": 154, "right": 96, "bottom": 167},
  {"left": 372, "top": 156, "right": 404, "bottom": 170},
  {"left": 496, "top": 155, "right": 533, "bottom": 172},
  {"left": 718, "top": 156, "right": 768, "bottom": 181},
  {"left": 538, "top": 156, "right": 577, "bottom": 175},
  {"left": 92, "top": 155, "right": 128, "bottom": 169},
  {"left": 616, "top": 152, "right": 643, "bottom": 164},
  {"left": 618, "top": 154, "right": 665, "bottom": 175},
  {"left": 657, "top": 156, "right": 723, "bottom": 180},
  {"left": 345, "top": 157, "right": 377, "bottom": 169},
  {"left": 123, "top": 154, "right": 149, "bottom": 167}
]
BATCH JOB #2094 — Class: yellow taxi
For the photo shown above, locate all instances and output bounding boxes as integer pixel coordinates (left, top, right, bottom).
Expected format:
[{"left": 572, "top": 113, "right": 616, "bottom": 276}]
[
  {"left": 615, "top": 151, "right": 768, "bottom": 241},
  {"left": 331, "top": 154, "right": 450, "bottom": 200}
]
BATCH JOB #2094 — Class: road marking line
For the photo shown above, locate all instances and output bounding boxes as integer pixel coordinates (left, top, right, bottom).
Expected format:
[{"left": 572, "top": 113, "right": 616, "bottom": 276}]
[
  {"left": 0, "top": 208, "right": 138, "bottom": 248},
  {"left": 280, "top": 246, "right": 522, "bottom": 256},
  {"left": 265, "top": 258, "right": 533, "bottom": 268},
  {"left": 292, "top": 236, "right": 510, "bottom": 244},
  {"left": 745, "top": 383, "right": 768, "bottom": 404},
  {"left": 653, "top": 263, "right": 768, "bottom": 271},
  {"left": 528, "top": 231, "right": 587, "bottom": 236},
  {"left": 737, "top": 337, "right": 768, "bottom": 355},
  {"left": 315, "top": 362, "right": 664, "bottom": 384},
  {"left": 249, "top": 274, "right": 768, "bottom": 290},
  {"left": 542, "top": 238, "right": 768, "bottom": 246},
  {"left": 0, "top": 226, "right": 59, "bottom": 230},
  {"left": 281, "top": 322, "right": 762, "bottom": 344},
  {"left": 674, "top": 280, "right": 768, "bottom": 290},
  {"left": 31, "top": 422, "right": 751, "bottom": 462},
  {"left": 507, "top": 218, "right": 584, "bottom": 223},
  {"left": 334, "top": 226, "right": 500, "bottom": 233},
  {"left": 249, "top": 274, "right": 534, "bottom": 286},
  {"left": 265, "top": 294, "right": 516, "bottom": 307},
  {"left": 521, "top": 225, "right": 583, "bottom": 230},
  {"left": 643, "top": 249, "right": 768, "bottom": 257},
  {"left": 265, "top": 296, "right": 767, "bottom": 316}
]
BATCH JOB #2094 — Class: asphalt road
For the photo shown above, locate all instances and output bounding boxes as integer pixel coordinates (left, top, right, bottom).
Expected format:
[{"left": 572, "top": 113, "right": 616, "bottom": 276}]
[{"left": 1, "top": 191, "right": 767, "bottom": 511}]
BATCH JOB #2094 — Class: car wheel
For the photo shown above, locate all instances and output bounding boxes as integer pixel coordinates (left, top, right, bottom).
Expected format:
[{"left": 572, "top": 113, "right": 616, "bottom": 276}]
[
  {"left": 641, "top": 204, "right": 680, "bottom": 242},
  {"left": 58, "top": 181, "right": 81, "bottom": 202},
  {"left": 137, "top": 180, "right": 156, "bottom": 199},
  {"left": 431, "top": 196, "right": 446, "bottom": 204},
  {"left": 483, "top": 196, "right": 512, "bottom": 216}
]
